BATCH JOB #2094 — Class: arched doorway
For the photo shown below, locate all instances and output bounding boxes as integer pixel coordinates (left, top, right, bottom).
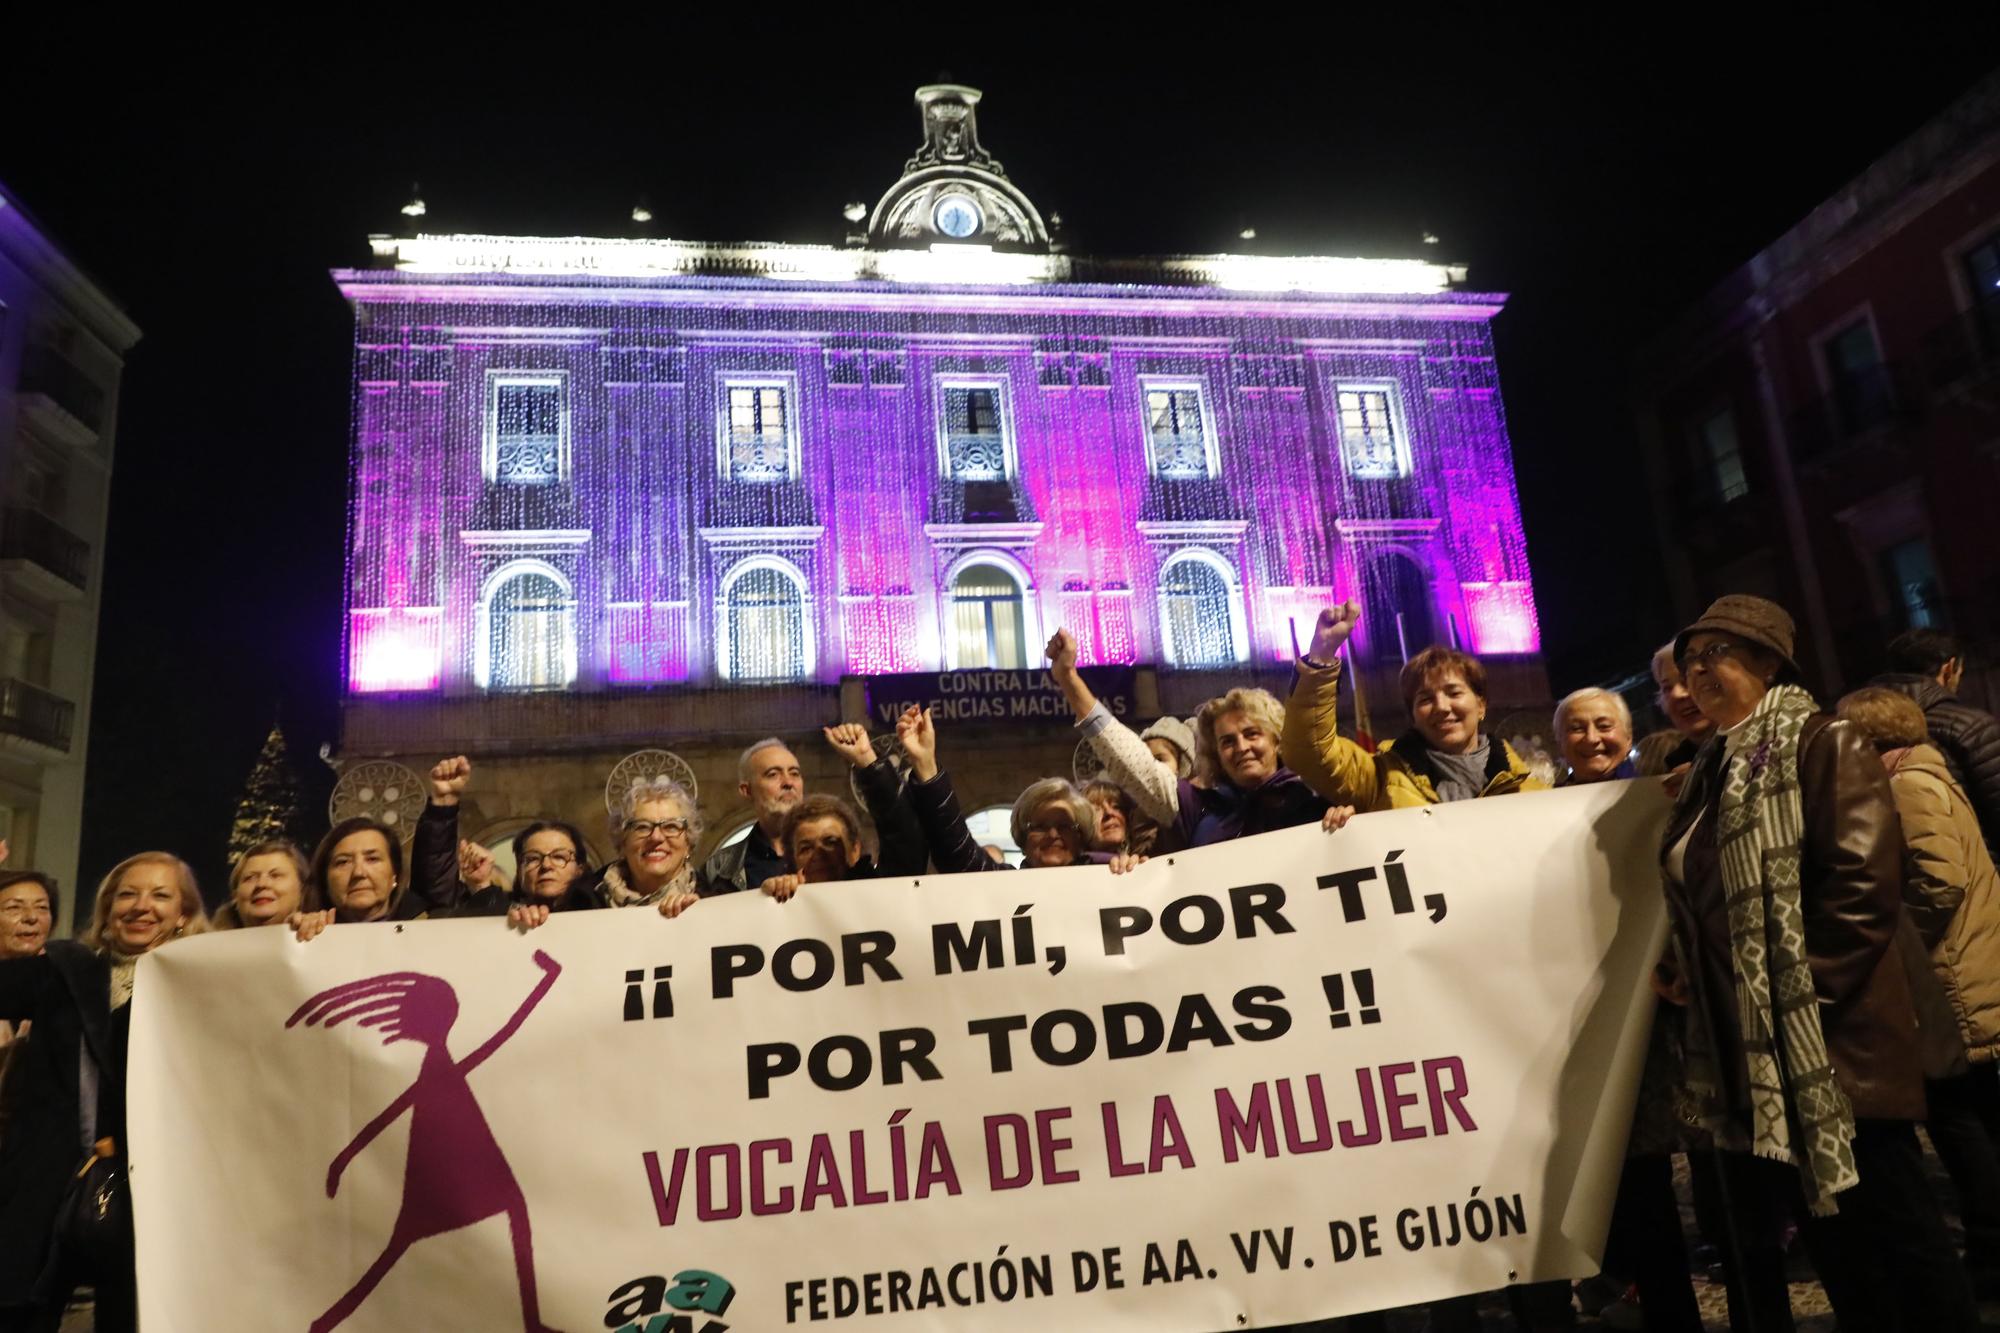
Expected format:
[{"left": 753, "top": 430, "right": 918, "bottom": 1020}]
[{"left": 1363, "top": 550, "right": 1436, "bottom": 663}]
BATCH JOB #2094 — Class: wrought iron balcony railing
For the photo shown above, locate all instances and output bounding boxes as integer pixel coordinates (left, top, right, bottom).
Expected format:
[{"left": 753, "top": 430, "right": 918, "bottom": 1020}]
[
  {"left": 0, "top": 678, "right": 75, "bottom": 753},
  {"left": 0, "top": 508, "right": 90, "bottom": 590}
]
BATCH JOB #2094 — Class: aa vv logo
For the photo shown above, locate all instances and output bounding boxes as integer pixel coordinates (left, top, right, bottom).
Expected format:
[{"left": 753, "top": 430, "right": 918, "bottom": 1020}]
[{"left": 604, "top": 1270, "right": 736, "bottom": 1333}]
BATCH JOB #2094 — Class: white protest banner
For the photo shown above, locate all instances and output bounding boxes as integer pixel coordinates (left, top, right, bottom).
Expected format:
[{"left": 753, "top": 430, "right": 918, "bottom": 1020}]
[{"left": 130, "top": 779, "right": 1669, "bottom": 1332}]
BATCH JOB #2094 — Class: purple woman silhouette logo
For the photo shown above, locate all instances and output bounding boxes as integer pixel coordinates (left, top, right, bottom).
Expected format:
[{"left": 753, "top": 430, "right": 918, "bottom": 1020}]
[{"left": 287, "top": 949, "right": 564, "bottom": 1333}]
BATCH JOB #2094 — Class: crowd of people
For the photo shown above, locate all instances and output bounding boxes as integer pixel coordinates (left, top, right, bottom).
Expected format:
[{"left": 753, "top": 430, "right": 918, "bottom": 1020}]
[{"left": 0, "top": 595, "right": 1997, "bottom": 1332}]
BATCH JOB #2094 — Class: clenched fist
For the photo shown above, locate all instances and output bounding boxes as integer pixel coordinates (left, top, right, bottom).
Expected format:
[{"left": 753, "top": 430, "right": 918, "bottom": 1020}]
[
  {"left": 429, "top": 756, "right": 473, "bottom": 806},
  {"left": 823, "top": 723, "right": 878, "bottom": 769},
  {"left": 1306, "top": 601, "right": 1361, "bottom": 664}
]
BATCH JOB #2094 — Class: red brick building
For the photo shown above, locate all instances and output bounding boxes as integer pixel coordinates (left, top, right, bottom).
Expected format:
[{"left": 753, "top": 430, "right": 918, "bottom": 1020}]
[{"left": 1636, "top": 71, "right": 2000, "bottom": 707}]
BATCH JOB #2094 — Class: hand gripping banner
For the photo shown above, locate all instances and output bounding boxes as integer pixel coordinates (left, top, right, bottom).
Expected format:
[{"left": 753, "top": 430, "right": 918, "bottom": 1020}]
[{"left": 129, "top": 780, "right": 1670, "bottom": 1331}]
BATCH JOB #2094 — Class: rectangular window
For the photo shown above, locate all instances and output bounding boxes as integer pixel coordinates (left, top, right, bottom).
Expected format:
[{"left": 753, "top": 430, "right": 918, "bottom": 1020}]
[
  {"left": 1144, "top": 386, "right": 1212, "bottom": 479},
  {"left": 1699, "top": 408, "right": 1749, "bottom": 504},
  {"left": 488, "top": 374, "right": 567, "bottom": 485},
  {"left": 1880, "top": 538, "right": 1944, "bottom": 630},
  {"left": 942, "top": 384, "right": 1009, "bottom": 481},
  {"left": 725, "top": 382, "right": 793, "bottom": 482},
  {"left": 1822, "top": 319, "right": 1893, "bottom": 433},
  {"left": 1337, "top": 386, "right": 1407, "bottom": 479}
]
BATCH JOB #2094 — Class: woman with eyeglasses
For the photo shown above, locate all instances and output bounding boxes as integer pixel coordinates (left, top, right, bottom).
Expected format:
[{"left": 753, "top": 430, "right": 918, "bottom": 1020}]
[
  {"left": 448, "top": 821, "right": 600, "bottom": 922},
  {"left": 1658, "top": 595, "right": 1976, "bottom": 1331},
  {"left": 595, "top": 777, "right": 706, "bottom": 913},
  {"left": 461, "top": 774, "right": 707, "bottom": 933},
  {"left": 892, "top": 704, "right": 1136, "bottom": 874}
]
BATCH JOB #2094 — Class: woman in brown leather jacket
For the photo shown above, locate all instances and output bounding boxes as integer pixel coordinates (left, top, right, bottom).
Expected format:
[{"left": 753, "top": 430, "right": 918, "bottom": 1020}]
[{"left": 1660, "top": 595, "right": 1975, "bottom": 1332}]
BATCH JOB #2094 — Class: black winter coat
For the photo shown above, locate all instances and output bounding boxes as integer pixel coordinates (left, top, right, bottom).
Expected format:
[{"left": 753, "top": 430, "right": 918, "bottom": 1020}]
[
  {"left": 0, "top": 944, "right": 123, "bottom": 1304},
  {"left": 1874, "top": 673, "right": 2000, "bottom": 857},
  {"left": 906, "top": 772, "right": 1111, "bottom": 874},
  {"left": 851, "top": 758, "right": 931, "bottom": 878},
  {"left": 397, "top": 801, "right": 476, "bottom": 920}
]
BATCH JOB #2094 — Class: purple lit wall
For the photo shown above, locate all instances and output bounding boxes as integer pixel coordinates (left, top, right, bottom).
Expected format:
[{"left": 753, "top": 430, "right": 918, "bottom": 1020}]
[{"left": 335, "top": 268, "right": 1540, "bottom": 698}]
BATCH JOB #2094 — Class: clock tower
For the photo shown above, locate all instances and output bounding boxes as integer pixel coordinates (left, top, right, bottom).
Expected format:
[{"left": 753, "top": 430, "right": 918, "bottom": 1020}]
[{"left": 865, "top": 85, "right": 1051, "bottom": 251}]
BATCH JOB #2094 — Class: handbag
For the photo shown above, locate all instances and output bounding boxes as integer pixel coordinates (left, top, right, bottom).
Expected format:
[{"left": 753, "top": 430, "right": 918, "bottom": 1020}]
[{"left": 53, "top": 1137, "right": 132, "bottom": 1278}]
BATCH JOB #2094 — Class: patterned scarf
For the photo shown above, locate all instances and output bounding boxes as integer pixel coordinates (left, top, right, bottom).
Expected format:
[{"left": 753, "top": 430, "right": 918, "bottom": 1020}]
[
  {"left": 601, "top": 859, "right": 697, "bottom": 909},
  {"left": 106, "top": 952, "right": 140, "bottom": 1011},
  {"left": 1679, "top": 683, "right": 1860, "bottom": 1215}
]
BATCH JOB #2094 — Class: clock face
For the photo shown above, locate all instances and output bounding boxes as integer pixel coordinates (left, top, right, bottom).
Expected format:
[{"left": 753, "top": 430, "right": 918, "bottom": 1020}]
[{"left": 932, "top": 194, "right": 982, "bottom": 239}]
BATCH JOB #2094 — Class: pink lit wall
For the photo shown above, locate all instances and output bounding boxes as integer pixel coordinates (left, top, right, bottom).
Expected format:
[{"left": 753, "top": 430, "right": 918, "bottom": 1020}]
[
  {"left": 335, "top": 274, "right": 1542, "bottom": 698},
  {"left": 348, "top": 607, "right": 442, "bottom": 692}
]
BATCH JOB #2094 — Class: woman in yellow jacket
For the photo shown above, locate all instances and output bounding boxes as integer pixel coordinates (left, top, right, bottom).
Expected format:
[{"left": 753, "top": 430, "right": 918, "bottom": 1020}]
[
  {"left": 1282, "top": 600, "right": 1543, "bottom": 812},
  {"left": 1282, "top": 602, "right": 1556, "bottom": 1333}
]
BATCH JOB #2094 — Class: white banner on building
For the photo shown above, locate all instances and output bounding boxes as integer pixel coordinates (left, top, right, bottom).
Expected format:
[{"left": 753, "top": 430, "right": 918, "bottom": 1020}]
[{"left": 130, "top": 780, "right": 1670, "bottom": 1332}]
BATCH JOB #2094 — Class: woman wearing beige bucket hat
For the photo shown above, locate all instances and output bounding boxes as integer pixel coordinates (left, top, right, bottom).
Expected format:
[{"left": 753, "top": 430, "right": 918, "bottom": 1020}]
[{"left": 1658, "top": 594, "right": 1976, "bottom": 1330}]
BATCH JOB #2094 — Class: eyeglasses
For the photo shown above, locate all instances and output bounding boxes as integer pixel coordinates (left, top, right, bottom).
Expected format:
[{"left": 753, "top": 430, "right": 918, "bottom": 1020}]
[
  {"left": 623, "top": 819, "right": 690, "bottom": 842},
  {"left": 1025, "top": 819, "right": 1079, "bottom": 839},
  {"left": 520, "top": 851, "right": 576, "bottom": 869},
  {"left": 1682, "top": 641, "right": 1741, "bottom": 672},
  {"left": 0, "top": 902, "right": 46, "bottom": 920}
]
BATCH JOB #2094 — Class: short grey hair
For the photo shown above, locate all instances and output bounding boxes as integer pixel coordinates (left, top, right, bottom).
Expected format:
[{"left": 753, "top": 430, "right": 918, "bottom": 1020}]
[
  {"left": 737, "top": 737, "right": 794, "bottom": 784},
  {"left": 613, "top": 776, "right": 702, "bottom": 844},
  {"left": 1553, "top": 687, "right": 1633, "bottom": 742},
  {"left": 1010, "top": 778, "right": 1099, "bottom": 850}
]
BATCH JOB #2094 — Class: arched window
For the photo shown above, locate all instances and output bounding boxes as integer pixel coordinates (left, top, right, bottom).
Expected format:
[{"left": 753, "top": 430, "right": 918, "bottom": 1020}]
[
  {"left": 722, "top": 562, "right": 809, "bottom": 682},
  {"left": 1160, "top": 552, "right": 1243, "bottom": 667},
  {"left": 1363, "top": 550, "right": 1435, "bottom": 663},
  {"left": 481, "top": 564, "right": 574, "bottom": 690},
  {"left": 950, "top": 562, "right": 1027, "bottom": 669}
]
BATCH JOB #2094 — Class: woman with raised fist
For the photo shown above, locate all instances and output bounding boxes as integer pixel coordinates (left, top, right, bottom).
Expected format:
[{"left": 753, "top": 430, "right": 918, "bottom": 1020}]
[
  {"left": 1281, "top": 600, "right": 1541, "bottom": 811},
  {"left": 1044, "top": 627, "right": 1331, "bottom": 849}
]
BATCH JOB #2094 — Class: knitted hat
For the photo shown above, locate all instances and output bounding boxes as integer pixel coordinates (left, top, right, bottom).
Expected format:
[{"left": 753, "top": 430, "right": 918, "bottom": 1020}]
[
  {"left": 1138, "top": 716, "right": 1197, "bottom": 777},
  {"left": 1673, "top": 595, "right": 1800, "bottom": 678}
]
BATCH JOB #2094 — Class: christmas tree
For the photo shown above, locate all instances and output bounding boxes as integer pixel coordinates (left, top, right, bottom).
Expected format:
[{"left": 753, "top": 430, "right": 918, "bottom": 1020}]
[{"left": 228, "top": 724, "right": 305, "bottom": 863}]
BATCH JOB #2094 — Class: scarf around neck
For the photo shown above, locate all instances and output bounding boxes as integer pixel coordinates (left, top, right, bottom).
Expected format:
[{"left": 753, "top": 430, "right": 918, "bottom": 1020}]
[
  {"left": 1676, "top": 682, "right": 1860, "bottom": 1215},
  {"left": 601, "top": 859, "right": 697, "bottom": 908},
  {"left": 1394, "top": 729, "right": 1503, "bottom": 803}
]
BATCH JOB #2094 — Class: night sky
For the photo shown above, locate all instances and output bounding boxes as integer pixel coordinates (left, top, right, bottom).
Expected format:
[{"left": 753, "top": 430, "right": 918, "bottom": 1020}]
[{"left": 7, "top": 20, "right": 1997, "bottom": 897}]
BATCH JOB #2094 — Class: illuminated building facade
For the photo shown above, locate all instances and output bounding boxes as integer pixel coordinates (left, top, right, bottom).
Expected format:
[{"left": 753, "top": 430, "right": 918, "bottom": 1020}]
[
  {"left": 332, "top": 86, "right": 1547, "bottom": 862},
  {"left": 0, "top": 180, "right": 139, "bottom": 907}
]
